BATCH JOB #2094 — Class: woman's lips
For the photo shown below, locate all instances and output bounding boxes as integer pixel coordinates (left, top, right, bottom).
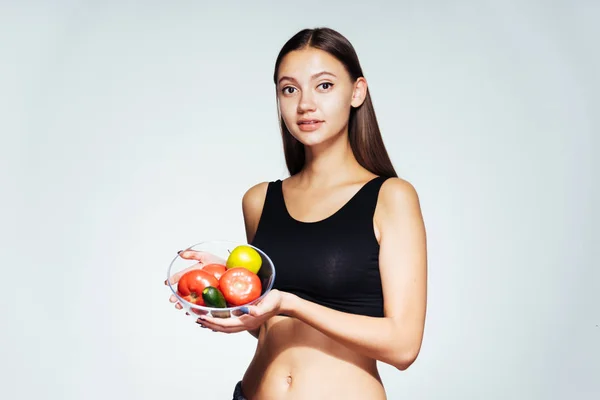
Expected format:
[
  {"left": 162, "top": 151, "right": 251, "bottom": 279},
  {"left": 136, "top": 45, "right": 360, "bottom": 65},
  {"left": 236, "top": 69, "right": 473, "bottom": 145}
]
[{"left": 297, "top": 120, "right": 323, "bottom": 132}]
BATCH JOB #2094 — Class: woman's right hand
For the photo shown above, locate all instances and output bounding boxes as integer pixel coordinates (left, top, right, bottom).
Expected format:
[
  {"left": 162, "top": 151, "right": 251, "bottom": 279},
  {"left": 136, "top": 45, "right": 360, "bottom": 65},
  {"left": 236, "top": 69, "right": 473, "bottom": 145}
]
[{"left": 164, "top": 249, "right": 227, "bottom": 310}]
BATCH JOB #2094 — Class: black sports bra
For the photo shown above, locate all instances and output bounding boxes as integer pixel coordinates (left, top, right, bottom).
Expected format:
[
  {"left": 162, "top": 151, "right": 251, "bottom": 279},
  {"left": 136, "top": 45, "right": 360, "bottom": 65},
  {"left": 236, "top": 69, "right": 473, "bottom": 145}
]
[{"left": 251, "top": 177, "right": 388, "bottom": 318}]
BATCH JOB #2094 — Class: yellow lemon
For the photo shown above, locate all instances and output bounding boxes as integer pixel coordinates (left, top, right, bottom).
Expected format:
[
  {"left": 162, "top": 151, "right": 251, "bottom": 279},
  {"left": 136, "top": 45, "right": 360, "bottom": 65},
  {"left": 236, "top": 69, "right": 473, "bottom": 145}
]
[{"left": 226, "top": 245, "right": 262, "bottom": 274}]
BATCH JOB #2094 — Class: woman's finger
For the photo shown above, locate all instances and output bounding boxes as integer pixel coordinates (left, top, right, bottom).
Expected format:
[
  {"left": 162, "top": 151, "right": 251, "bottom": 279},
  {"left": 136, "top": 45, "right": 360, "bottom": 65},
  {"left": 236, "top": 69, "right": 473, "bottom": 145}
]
[
  {"left": 168, "top": 294, "right": 183, "bottom": 309},
  {"left": 180, "top": 250, "right": 227, "bottom": 265},
  {"left": 165, "top": 262, "right": 203, "bottom": 284},
  {"left": 165, "top": 250, "right": 228, "bottom": 285},
  {"left": 179, "top": 250, "right": 207, "bottom": 261},
  {"left": 197, "top": 319, "right": 242, "bottom": 334},
  {"left": 244, "top": 305, "right": 263, "bottom": 317},
  {"left": 197, "top": 316, "right": 253, "bottom": 331},
  {"left": 196, "top": 318, "right": 223, "bottom": 329}
]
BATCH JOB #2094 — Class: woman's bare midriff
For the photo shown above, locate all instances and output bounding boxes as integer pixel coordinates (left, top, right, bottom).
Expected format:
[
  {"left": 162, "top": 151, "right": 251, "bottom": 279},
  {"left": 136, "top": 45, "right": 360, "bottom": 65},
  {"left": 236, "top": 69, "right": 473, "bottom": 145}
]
[{"left": 241, "top": 315, "right": 387, "bottom": 400}]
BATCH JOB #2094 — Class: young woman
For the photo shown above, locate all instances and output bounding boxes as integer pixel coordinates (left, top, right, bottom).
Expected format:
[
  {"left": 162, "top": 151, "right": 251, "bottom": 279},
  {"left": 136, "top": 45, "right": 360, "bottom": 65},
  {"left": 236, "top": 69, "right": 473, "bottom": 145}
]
[{"left": 167, "top": 27, "right": 427, "bottom": 400}]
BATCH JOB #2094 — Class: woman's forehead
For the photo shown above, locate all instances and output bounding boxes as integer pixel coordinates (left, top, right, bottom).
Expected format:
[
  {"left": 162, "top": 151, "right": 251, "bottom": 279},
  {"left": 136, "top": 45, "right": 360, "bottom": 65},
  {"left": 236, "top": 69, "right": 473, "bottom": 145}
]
[{"left": 277, "top": 48, "right": 347, "bottom": 82}]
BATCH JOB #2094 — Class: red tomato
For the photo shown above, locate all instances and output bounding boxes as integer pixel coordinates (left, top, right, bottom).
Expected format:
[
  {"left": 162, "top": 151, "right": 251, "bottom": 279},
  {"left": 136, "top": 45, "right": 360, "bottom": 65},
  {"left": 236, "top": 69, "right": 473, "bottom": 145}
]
[
  {"left": 202, "top": 263, "right": 227, "bottom": 281},
  {"left": 219, "top": 267, "right": 262, "bottom": 306},
  {"left": 177, "top": 269, "right": 219, "bottom": 306}
]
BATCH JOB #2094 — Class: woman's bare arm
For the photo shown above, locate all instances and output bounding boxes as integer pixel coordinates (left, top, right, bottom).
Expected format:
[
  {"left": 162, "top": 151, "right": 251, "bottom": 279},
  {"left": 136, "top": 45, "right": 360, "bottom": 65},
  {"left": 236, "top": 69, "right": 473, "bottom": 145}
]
[{"left": 240, "top": 181, "right": 270, "bottom": 339}]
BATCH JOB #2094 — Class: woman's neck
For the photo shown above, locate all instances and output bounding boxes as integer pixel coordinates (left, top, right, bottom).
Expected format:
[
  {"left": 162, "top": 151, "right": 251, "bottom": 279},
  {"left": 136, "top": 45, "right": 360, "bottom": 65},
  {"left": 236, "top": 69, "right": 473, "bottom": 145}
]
[{"left": 296, "top": 133, "right": 369, "bottom": 188}]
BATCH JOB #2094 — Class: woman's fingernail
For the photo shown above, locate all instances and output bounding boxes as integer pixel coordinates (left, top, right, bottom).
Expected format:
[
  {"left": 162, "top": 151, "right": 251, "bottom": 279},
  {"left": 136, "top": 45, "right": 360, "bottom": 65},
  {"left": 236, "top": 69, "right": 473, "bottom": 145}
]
[{"left": 240, "top": 306, "right": 249, "bottom": 314}]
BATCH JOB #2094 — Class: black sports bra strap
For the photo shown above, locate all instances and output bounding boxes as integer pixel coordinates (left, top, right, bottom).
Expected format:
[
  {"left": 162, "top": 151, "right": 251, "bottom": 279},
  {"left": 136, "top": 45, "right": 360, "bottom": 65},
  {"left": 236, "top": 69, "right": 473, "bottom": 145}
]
[
  {"left": 343, "top": 176, "right": 390, "bottom": 217},
  {"left": 259, "top": 180, "right": 287, "bottom": 220}
]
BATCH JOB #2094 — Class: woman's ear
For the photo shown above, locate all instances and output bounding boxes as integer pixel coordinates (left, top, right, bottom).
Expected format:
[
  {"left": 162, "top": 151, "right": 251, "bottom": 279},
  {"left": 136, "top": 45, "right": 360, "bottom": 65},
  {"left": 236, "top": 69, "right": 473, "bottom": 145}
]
[{"left": 351, "top": 77, "right": 368, "bottom": 108}]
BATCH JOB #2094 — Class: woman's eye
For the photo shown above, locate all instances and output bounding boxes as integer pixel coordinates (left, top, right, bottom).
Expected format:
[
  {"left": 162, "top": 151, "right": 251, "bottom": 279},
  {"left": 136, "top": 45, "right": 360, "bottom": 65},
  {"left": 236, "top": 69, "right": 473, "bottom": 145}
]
[
  {"left": 319, "top": 82, "right": 333, "bottom": 90},
  {"left": 282, "top": 87, "right": 296, "bottom": 94}
]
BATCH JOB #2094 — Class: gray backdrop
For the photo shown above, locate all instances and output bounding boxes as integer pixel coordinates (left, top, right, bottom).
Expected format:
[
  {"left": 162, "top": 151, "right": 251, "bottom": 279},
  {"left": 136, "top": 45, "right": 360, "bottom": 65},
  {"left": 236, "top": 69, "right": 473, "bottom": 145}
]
[{"left": 1, "top": 0, "right": 598, "bottom": 399}]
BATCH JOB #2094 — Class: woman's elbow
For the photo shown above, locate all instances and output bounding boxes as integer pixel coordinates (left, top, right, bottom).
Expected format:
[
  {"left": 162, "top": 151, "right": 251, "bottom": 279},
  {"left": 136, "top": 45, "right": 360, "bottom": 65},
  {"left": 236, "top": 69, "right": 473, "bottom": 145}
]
[
  {"left": 386, "top": 322, "right": 425, "bottom": 370},
  {"left": 392, "top": 346, "right": 421, "bottom": 371}
]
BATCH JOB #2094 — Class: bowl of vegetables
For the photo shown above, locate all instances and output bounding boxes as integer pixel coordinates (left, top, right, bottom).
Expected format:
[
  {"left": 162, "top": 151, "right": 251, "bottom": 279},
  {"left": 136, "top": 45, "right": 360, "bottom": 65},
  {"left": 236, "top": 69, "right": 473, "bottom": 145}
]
[{"left": 166, "top": 240, "right": 276, "bottom": 318}]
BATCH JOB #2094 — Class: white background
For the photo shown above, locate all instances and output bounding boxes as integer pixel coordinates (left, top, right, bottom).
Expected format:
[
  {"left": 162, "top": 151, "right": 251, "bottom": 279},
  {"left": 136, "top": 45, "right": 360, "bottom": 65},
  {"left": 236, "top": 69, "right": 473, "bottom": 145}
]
[{"left": 1, "top": 1, "right": 598, "bottom": 399}]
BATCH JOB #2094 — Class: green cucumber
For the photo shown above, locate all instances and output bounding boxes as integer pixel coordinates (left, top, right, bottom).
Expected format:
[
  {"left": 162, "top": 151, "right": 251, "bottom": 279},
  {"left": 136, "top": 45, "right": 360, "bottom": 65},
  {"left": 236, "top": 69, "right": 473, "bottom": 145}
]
[{"left": 202, "top": 286, "right": 227, "bottom": 308}]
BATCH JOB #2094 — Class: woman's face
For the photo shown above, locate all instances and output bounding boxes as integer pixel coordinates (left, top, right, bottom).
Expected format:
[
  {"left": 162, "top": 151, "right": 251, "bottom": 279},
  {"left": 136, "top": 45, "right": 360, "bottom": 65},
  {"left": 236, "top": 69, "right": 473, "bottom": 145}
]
[{"left": 276, "top": 47, "right": 367, "bottom": 148}]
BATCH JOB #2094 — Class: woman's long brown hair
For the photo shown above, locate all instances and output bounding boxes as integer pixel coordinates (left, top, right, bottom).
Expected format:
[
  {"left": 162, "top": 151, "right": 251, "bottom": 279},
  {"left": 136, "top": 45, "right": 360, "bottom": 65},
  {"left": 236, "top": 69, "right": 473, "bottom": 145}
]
[{"left": 273, "top": 27, "right": 398, "bottom": 178}]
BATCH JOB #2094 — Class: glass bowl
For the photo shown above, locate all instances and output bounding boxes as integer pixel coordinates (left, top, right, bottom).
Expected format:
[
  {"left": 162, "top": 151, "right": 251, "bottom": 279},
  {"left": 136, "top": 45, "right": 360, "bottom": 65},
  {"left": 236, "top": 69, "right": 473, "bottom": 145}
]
[{"left": 166, "top": 240, "right": 276, "bottom": 318}]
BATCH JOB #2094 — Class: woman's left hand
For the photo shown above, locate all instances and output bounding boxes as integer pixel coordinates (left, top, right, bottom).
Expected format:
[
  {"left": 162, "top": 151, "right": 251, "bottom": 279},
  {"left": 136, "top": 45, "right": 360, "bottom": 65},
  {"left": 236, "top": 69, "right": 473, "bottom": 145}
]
[{"left": 196, "top": 289, "right": 286, "bottom": 334}]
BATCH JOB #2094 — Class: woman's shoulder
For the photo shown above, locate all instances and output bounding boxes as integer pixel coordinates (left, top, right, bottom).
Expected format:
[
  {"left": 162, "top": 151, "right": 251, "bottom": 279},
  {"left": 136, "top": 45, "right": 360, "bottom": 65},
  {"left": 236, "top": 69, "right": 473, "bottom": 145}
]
[
  {"left": 241, "top": 178, "right": 285, "bottom": 212},
  {"left": 242, "top": 181, "right": 271, "bottom": 211},
  {"left": 376, "top": 177, "right": 421, "bottom": 216},
  {"left": 380, "top": 176, "right": 418, "bottom": 197}
]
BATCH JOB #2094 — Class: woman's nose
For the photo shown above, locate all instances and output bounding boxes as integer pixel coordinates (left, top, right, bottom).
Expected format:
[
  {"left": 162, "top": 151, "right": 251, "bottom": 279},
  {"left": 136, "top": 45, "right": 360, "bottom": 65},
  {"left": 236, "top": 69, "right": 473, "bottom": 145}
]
[{"left": 297, "top": 93, "right": 317, "bottom": 113}]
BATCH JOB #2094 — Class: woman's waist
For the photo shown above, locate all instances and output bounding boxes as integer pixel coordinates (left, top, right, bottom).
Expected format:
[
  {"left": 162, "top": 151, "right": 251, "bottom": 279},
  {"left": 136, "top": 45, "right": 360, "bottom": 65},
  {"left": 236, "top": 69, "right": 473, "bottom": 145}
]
[
  {"left": 242, "top": 368, "right": 385, "bottom": 400},
  {"left": 242, "top": 348, "right": 385, "bottom": 400},
  {"left": 240, "top": 317, "right": 386, "bottom": 399},
  {"left": 250, "top": 316, "right": 381, "bottom": 378},
  {"left": 250, "top": 346, "right": 380, "bottom": 378}
]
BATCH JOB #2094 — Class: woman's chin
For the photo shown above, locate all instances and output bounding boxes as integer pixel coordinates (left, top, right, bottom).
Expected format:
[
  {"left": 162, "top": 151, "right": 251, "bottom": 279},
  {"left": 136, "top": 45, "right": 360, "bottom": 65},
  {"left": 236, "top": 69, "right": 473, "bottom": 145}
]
[
  {"left": 291, "top": 134, "right": 324, "bottom": 147},
  {"left": 290, "top": 130, "right": 337, "bottom": 148}
]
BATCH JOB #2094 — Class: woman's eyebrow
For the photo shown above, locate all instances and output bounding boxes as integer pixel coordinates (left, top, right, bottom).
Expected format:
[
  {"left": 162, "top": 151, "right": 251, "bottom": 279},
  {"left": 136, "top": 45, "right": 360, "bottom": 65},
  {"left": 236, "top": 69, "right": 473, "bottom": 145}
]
[{"left": 278, "top": 71, "right": 337, "bottom": 84}]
